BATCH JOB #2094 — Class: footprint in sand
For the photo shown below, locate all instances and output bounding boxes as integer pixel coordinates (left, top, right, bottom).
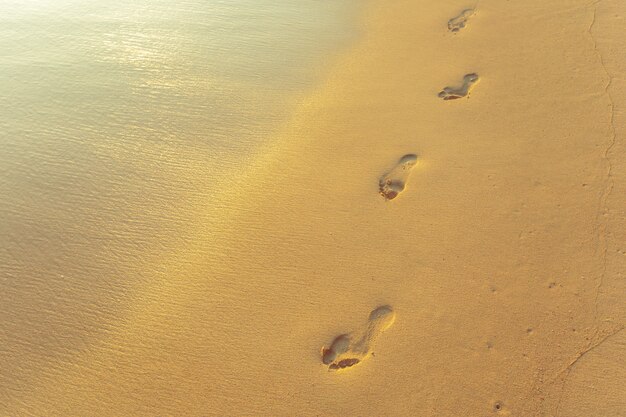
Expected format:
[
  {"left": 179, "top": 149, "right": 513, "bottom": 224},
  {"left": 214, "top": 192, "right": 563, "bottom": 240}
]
[
  {"left": 438, "top": 73, "right": 480, "bottom": 100},
  {"left": 448, "top": 9, "right": 475, "bottom": 32},
  {"left": 321, "top": 305, "right": 396, "bottom": 371},
  {"left": 379, "top": 154, "right": 419, "bottom": 201}
]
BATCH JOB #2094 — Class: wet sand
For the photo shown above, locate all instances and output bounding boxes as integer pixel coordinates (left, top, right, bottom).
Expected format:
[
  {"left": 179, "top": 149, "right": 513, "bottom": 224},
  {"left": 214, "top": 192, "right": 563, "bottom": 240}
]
[{"left": 2, "top": 0, "right": 626, "bottom": 415}]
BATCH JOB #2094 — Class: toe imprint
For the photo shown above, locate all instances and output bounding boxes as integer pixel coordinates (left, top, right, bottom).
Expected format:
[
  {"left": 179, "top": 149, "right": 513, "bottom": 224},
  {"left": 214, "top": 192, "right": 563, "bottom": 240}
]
[{"left": 329, "top": 358, "right": 361, "bottom": 370}]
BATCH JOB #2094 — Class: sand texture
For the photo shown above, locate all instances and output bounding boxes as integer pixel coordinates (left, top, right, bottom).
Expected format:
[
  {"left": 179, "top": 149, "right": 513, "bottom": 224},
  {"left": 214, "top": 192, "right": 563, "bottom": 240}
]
[{"left": 1, "top": 0, "right": 626, "bottom": 416}]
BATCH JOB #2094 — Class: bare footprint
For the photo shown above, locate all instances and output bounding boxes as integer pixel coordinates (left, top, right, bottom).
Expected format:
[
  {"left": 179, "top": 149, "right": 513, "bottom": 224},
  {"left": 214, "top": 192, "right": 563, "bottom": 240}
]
[
  {"left": 438, "top": 73, "right": 480, "bottom": 100},
  {"left": 378, "top": 154, "right": 419, "bottom": 200},
  {"left": 321, "top": 305, "right": 396, "bottom": 371},
  {"left": 448, "top": 9, "right": 475, "bottom": 32}
]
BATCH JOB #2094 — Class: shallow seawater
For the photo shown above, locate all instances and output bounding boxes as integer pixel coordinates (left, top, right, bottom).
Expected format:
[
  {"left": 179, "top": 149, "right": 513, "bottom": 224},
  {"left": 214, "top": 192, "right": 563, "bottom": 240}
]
[
  {"left": 1, "top": 0, "right": 357, "bottom": 157},
  {"left": 0, "top": 0, "right": 359, "bottom": 408}
]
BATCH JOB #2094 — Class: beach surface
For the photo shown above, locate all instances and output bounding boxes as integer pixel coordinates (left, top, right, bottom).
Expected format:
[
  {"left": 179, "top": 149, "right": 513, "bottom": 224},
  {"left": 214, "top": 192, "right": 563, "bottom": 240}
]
[{"left": 1, "top": 0, "right": 626, "bottom": 416}]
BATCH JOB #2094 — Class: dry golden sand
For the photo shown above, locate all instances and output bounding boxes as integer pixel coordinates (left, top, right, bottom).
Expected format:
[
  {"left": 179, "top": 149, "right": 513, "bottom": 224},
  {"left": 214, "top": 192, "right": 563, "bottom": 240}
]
[{"left": 3, "top": 0, "right": 626, "bottom": 415}]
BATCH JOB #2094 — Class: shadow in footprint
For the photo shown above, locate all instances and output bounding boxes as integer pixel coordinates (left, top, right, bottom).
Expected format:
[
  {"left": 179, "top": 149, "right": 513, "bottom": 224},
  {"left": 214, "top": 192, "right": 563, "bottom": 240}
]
[
  {"left": 321, "top": 306, "right": 396, "bottom": 371},
  {"left": 438, "top": 73, "right": 480, "bottom": 100},
  {"left": 379, "top": 154, "right": 419, "bottom": 200},
  {"left": 448, "top": 9, "right": 475, "bottom": 32}
]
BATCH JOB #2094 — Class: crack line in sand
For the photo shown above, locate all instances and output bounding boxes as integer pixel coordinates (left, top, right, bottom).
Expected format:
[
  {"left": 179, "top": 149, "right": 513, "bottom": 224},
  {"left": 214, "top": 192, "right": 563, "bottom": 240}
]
[
  {"left": 554, "top": 326, "right": 625, "bottom": 416},
  {"left": 564, "top": 326, "right": 624, "bottom": 373},
  {"left": 553, "top": 5, "right": 618, "bottom": 415},
  {"left": 587, "top": 0, "right": 616, "bottom": 334}
]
